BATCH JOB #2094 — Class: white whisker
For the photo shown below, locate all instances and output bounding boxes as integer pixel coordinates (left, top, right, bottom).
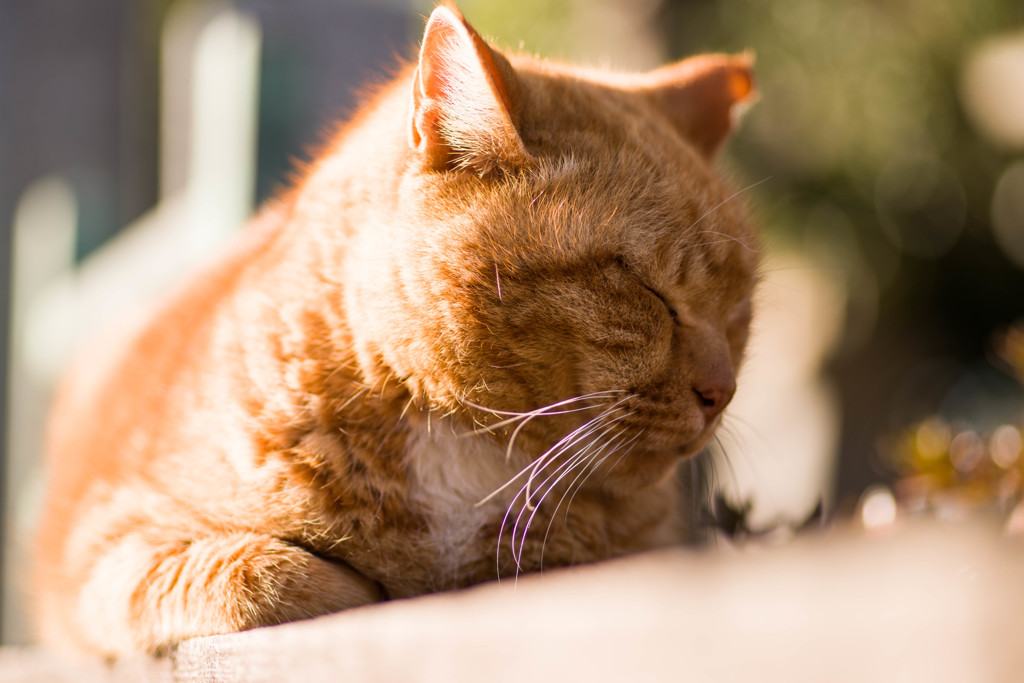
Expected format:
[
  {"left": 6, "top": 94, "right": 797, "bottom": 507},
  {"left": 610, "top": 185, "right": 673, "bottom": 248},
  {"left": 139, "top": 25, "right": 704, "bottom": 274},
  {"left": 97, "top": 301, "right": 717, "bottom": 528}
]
[
  {"left": 512, "top": 405, "right": 637, "bottom": 573},
  {"left": 693, "top": 230, "right": 761, "bottom": 253},
  {"left": 465, "top": 391, "right": 623, "bottom": 466},
  {"left": 468, "top": 401, "right": 609, "bottom": 436},
  {"left": 685, "top": 177, "right": 770, "bottom": 233},
  {"left": 687, "top": 237, "right": 758, "bottom": 252},
  {"left": 505, "top": 412, "right": 622, "bottom": 568},
  {"left": 495, "top": 400, "right": 633, "bottom": 580},
  {"left": 463, "top": 390, "right": 622, "bottom": 422},
  {"left": 475, "top": 396, "right": 625, "bottom": 509},
  {"left": 523, "top": 399, "right": 632, "bottom": 505},
  {"left": 513, "top": 420, "right": 627, "bottom": 566},
  {"left": 535, "top": 427, "right": 632, "bottom": 568}
]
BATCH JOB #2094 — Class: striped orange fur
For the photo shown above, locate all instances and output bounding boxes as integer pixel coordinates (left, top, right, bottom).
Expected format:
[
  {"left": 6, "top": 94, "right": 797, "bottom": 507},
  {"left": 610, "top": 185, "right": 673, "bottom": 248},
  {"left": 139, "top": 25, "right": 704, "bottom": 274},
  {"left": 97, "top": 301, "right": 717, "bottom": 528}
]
[{"left": 34, "top": 4, "right": 759, "bottom": 656}]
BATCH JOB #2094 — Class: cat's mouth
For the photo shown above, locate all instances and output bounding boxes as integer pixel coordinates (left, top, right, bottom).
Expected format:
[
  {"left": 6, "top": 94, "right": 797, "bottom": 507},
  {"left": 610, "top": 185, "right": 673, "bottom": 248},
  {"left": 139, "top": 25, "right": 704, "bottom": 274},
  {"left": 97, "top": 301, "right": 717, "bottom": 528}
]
[
  {"left": 585, "top": 444, "right": 688, "bottom": 492},
  {"left": 580, "top": 419, "right": 720, "bottom": 492},
  {"left": 616, "top": 409, "right": 721, "bottom": 456},
  {"left": 655, "top": 427, "right": 717, "bottom": 460}
]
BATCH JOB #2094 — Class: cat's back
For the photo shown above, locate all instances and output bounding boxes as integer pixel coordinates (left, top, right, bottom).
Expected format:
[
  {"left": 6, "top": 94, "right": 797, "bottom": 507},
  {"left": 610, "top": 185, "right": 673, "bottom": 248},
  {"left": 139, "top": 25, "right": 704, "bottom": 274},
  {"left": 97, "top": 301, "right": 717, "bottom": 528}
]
[{"left": 34, "top": 200, "right": 294, "bottom": 613}]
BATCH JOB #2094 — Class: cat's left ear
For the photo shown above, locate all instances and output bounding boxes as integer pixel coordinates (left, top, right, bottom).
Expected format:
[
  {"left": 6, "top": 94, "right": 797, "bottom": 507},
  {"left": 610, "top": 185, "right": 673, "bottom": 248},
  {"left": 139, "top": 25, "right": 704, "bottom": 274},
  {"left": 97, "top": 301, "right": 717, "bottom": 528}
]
[
  {"left": 642, "top": 53, "right": 756, "bottom": 159},
  {"left": 410, "top": 5, "right": 532, "bottom": 172}
]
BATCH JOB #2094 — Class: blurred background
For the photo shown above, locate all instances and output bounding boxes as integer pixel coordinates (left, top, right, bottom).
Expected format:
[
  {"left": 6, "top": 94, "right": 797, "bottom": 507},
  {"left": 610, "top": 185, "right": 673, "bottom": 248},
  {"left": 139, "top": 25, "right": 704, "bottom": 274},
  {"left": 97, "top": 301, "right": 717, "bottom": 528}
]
[{"left": 2, "top": 0, "right": 1024, "bottom": 645}]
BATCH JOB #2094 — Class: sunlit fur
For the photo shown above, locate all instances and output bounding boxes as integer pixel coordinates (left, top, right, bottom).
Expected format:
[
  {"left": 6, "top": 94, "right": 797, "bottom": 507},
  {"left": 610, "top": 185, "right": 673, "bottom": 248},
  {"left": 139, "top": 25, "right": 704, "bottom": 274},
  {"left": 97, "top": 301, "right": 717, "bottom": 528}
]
[{"left": 33, "top": 5, "right": 759, "bottom": 656}]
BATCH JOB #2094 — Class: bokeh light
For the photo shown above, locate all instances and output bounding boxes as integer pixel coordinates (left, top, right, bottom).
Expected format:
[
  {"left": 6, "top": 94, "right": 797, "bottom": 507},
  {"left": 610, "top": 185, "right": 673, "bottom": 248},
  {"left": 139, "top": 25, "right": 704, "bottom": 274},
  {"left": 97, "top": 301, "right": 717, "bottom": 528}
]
[
  {"left": 859, "top": 485, "right": 897, "bottom": 530},
  {"left": 961, "top": 32, "right": 1024, "bottom": 150},
  {"left": 990, "top": 424, "right": 1022, "bottom": 469},
  {"left": 991, "top": 161, "right": 1024, "bottom": 269}
]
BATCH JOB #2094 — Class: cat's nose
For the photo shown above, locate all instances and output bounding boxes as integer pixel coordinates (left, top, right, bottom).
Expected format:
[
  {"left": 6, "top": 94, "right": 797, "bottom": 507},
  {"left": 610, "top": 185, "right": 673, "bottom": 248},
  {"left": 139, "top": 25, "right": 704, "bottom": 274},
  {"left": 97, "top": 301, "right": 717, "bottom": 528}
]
[{"left": 692, "top": 370, "right": 736, "bottom": 420}]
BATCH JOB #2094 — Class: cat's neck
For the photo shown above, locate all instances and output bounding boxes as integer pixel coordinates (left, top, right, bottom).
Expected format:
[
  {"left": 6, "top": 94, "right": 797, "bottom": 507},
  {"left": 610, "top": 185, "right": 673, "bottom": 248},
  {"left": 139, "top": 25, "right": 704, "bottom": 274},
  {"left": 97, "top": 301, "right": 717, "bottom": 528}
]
[{"left": 289, "top": 72, "right": 416, "bottom": 251}]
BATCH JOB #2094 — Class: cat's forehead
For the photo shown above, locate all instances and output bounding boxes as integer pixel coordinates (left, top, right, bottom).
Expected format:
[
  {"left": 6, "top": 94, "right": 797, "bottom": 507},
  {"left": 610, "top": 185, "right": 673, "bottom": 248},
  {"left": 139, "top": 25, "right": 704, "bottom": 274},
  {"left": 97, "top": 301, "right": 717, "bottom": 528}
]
[
  {"left": 517, "top": 68, "right": 683, "bottom": 163},
  {"left": 519, "top": 148, "right": 756, "bottom": 259},
  {"left": 461, "top": 154, "right": 757, "bottom": 310}
]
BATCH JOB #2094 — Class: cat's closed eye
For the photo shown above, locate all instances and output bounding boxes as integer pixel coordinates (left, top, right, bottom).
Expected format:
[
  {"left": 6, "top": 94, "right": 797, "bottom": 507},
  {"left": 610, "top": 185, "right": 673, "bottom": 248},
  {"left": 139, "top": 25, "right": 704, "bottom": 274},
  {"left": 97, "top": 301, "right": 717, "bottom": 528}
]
[
  {"left": 610, "top": 254, "right": 678, "bottom": 324},
  {"left": 643, "top": 283, "right": 680, "bottom": 324}
]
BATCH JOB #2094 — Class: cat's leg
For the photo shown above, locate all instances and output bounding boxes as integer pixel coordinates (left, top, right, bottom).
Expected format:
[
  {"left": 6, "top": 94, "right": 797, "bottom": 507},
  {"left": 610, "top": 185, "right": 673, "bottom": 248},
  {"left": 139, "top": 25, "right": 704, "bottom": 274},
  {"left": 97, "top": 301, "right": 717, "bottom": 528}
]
[{"left": 70, "top": 531, "right": 381, "bottom": 656}]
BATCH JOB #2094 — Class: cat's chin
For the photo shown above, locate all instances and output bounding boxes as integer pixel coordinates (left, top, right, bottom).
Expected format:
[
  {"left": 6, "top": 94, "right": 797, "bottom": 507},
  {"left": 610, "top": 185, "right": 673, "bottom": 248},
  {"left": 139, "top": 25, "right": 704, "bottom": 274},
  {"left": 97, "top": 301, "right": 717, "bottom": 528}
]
[
  {"left": 588, "top": 423, "right": 721, "bottom": 494},
  {"left": 586, "top": 445, "right": 691, "bottom": 494}
]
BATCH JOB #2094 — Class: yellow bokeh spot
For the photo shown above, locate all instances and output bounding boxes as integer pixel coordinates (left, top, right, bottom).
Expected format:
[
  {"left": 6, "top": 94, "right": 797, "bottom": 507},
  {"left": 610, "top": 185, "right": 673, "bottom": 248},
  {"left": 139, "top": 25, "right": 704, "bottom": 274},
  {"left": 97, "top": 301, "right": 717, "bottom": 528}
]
[{"left": 914, "top": 418, "right": 951, "bottom": 460}]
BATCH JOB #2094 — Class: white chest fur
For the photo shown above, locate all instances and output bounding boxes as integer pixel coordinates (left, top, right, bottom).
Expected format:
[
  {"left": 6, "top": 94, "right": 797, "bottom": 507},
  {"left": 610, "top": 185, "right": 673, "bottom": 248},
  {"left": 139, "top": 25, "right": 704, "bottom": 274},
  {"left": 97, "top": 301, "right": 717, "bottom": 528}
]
[{"left": 405, "top": 419, "right": 520, "bottom": 587}]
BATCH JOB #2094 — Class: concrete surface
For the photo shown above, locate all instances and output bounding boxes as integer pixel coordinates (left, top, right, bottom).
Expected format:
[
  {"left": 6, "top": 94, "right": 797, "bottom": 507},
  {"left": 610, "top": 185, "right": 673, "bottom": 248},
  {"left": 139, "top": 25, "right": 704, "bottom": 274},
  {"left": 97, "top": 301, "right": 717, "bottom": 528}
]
[{"left": 5, "top": 519, "right": 1023, "bottom": 682}]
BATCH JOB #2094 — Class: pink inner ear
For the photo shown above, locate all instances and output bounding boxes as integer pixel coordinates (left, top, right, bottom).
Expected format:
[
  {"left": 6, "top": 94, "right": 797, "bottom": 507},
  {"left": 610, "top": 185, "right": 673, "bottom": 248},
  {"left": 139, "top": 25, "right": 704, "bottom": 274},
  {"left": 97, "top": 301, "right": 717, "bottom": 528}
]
[
  {"left": 730, "top": 66, "right": 754, "bottom": 102},
  {"left": 418, "top": 12, "right": 461, "bottom": 102},
  {"left": 417, "top": 6, "right": 515, "bottom": 124},
  {"left": 647, "top": 54, "right": 756, "bottom": 159},
  {"left": 410, "top": 5, "right": 530, "bottom": 170}
]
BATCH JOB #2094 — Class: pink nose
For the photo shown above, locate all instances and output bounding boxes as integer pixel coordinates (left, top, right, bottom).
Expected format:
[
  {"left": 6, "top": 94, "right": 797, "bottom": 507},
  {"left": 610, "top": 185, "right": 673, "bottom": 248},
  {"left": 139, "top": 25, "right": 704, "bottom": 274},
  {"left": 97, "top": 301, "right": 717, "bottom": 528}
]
[
  {"left": 677, "top": 322, "right": 737, "bottom": 421},
  {"left": 692, "top": 372, "right": 736, "bottom": 420}
]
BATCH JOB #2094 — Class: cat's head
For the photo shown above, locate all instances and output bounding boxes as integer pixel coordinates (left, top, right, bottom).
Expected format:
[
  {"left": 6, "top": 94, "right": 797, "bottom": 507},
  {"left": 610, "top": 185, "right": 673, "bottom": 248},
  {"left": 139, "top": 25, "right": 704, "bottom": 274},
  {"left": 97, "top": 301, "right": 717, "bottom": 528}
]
[{"left": 345, "top": 5, "right": 758, "bottom": 492}]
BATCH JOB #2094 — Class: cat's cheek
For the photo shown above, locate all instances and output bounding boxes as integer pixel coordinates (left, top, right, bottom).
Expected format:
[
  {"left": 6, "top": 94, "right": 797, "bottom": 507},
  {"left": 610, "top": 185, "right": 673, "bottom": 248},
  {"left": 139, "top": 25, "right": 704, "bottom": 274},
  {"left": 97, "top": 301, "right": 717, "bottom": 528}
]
[
  {"left": 596, "top": 323, "right": 675, "bottom": 398},
  {"left": 590, "top": 447, "right": 685, "bottom": 493}
]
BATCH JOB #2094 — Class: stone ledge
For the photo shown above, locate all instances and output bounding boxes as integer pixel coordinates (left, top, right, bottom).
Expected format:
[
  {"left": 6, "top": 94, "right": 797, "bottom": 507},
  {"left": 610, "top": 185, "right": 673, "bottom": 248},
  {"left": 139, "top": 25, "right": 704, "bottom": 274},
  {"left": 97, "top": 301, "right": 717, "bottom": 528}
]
[
  {"left": 7, "top": 520, "right": 1024, "bottom": 682},
  {"left": 0, "top": 649, "right": 171, "bottom": 683}
]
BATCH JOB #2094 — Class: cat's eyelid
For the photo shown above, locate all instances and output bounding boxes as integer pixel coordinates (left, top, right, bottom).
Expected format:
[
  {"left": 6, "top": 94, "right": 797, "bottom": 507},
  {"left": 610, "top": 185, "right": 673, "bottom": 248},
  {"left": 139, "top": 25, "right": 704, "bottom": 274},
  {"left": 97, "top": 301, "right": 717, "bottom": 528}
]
[
  {"left": 611, "top": 255, "right": 678, "bottom": 321},
  {"left": 641, "top": 282, "right": 679, "bottom": 322},
  {"left": 728, "top": 295, "right": 753, "bottom": 324}
]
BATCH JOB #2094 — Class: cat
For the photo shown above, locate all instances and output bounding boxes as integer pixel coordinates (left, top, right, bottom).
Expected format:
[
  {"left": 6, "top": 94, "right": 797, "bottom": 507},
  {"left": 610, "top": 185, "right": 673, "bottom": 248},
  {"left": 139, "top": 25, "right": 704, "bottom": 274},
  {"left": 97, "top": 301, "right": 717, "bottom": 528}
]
[{"left": 33, "top": 3, "right": 758, "bottom": 656}]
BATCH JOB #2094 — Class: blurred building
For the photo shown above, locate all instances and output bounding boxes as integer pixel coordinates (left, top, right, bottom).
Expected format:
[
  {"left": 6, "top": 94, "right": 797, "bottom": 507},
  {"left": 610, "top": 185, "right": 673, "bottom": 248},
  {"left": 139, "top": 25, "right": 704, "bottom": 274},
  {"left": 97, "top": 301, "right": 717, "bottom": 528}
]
[{"left": 0, "top": 0, "right": 412, "bottom": 644}]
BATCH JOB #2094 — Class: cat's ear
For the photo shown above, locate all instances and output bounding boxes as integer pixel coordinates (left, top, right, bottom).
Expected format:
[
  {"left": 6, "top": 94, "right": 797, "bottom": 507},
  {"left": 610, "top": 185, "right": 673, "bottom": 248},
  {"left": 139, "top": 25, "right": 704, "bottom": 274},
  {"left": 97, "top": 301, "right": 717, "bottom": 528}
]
[
  {"left": 643, "top": 53, "right": 756, "bottom": 159},
  {"left": 409, "top": 4, "right": 531, "bottom": 172}
]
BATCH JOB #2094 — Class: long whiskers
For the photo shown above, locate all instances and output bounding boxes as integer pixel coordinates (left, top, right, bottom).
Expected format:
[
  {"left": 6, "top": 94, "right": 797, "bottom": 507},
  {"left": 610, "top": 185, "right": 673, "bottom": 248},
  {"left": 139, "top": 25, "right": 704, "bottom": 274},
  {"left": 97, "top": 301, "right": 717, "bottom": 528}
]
[
  {"left": 463, "top": 390, "right": 623, "bottom": 425},
  {"left": 533, "top": 427, "right": 638, "bottom": 568},
  {"left": 521, "top": 398, "right": 633, "bottom": 505},
  {"left": 484, "top": 398, "right": 637, "bottom": 583},
  {"left": 463, "top": 390, "right": 624, "bottom": 465},
  {"left": 511, "top": 413, "right": 633, "bottom": 568},
  {"left": 688, "top": 235, "right": 761, "bottom": 252},
  {"left": 497, "top": 407, "right": 629, "bottom": 573},
  {"left": 475, "top": 394, "right": 630, "bottom": 509},
  {"left": 536, "top": 429, "right": 644, "bottom": 569},
  {"left": 507, "top": 429, "right": 614, "bottom": 570},
  {"left": 685, "top": 176, "right": 770, "bottom": 235}
]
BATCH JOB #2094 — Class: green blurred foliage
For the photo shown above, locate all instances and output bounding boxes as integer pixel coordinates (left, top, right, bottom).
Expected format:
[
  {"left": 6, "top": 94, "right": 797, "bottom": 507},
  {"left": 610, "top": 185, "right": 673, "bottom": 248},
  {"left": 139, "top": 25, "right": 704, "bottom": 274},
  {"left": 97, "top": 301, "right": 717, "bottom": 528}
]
[
  {"left": 663, "top": 0, "right": 1024, "bottom": 497},
  {"left": 431, "top": 0, "right": 576, "bottom": 58},
  {"left": 410, "top": 0, "right": 664, "bottom": 69},
  {"left": 659, "top": 0, "right": 1023, "bottom": 297}
]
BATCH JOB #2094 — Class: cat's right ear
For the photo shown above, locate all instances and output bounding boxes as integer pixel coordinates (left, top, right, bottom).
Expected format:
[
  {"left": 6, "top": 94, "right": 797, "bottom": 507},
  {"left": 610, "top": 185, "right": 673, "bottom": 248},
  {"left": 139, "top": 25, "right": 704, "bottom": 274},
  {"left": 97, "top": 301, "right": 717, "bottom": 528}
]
[
  {"left": 409, "top": 5, "right": 532, "bottom": 173},
  {"left": 643, "top": 53, "right": 756, "bottom": 160}
]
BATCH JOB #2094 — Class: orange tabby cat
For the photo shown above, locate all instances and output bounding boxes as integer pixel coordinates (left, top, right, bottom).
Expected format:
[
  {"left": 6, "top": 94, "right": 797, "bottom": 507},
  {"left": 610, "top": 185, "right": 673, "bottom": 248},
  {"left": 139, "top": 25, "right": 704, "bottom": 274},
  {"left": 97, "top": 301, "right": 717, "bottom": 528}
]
[{"left": 34, "top": 4, "right": 758, "bottom": 656}]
